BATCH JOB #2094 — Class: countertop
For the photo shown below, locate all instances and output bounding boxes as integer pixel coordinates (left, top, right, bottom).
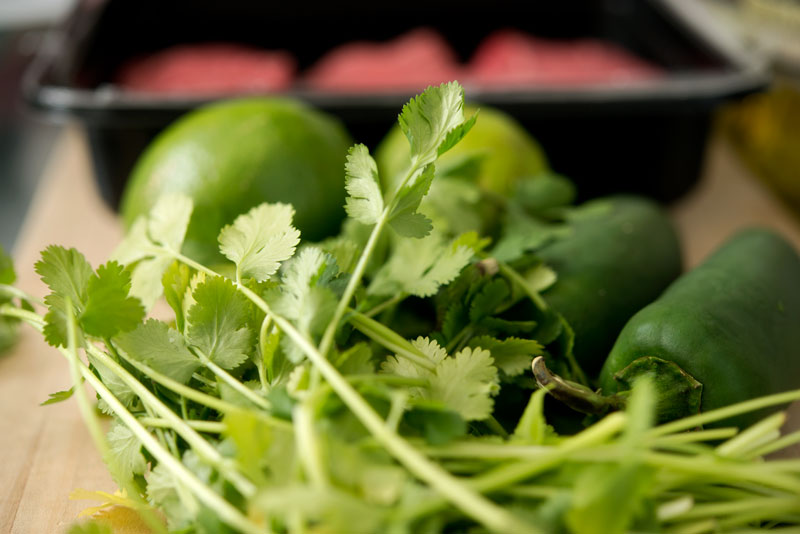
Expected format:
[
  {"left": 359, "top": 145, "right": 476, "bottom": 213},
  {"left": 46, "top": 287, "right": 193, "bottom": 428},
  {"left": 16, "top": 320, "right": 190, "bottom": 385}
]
[{"left": 1, "top": 125, "right": 799, "bottom": 533}]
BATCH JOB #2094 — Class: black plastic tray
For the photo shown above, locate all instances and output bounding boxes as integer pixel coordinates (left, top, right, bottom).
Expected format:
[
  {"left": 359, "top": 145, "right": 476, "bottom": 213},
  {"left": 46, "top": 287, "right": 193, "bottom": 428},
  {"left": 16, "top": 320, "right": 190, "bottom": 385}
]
[{"left": 22, "top": 0, "right": 769, "bottom": 208}]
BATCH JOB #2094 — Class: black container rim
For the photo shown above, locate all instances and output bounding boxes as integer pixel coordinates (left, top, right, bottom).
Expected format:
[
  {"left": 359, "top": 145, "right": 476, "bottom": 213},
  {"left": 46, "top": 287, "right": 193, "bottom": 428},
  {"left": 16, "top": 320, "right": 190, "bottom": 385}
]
[{"left": 21, "top": 0, "right": 771, "bottom": 126}]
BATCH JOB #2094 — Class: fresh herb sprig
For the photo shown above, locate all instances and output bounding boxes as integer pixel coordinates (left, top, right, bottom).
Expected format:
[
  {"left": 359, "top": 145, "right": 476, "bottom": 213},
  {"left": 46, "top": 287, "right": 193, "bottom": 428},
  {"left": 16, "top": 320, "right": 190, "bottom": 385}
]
[{"left": 3, "top": 83, "right": 800, "bottom": 534}]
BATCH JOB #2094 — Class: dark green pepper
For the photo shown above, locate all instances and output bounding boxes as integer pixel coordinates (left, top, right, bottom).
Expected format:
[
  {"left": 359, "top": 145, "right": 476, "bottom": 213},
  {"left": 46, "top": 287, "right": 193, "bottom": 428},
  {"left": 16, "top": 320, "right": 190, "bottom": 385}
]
[
  {"left": 599, "top": 228, "right": 800, "bottom": 427},
  {"left": 536, "top": 196, "right": 682, "bottom": 376}
]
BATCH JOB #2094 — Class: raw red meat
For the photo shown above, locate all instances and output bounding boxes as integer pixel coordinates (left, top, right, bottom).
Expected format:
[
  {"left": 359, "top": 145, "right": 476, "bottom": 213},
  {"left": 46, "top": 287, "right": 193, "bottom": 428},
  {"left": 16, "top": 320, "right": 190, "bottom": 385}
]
[
  {"left": 467, "top": 29, "right": 663, "bottom": 88},
  {"left": 304, "top": 28, "right": 463, "bottom": 92},
  {"left": 116, "top": 43, "right": 296, "bottom": 95}
]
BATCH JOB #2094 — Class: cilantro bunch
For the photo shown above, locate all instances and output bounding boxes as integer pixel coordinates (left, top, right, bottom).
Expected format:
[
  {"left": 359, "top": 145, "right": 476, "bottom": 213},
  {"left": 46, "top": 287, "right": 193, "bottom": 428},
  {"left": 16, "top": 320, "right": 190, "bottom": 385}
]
[{"left": 2, "top": 83, "right": 800, "bottom": 534}]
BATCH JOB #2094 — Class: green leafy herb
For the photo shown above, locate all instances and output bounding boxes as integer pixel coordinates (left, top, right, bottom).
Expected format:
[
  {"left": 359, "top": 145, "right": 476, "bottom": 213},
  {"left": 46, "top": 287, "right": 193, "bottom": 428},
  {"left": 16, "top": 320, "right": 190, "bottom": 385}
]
[
  {"left": 368, "top": 232, "right": 474, "bottom": 298},
  {"left": 4, "top": 82, "right": 800, "bottom": 534},
  {"left": 115, "top": 319, "right": 200, "bottom": 384},
  {"left": 344, "top": 144, "right": 384, "bottom": 225},
  {"left": 81, "top": 261, "right": 144, "bottom": 338},
  {"left": 218, "top": 202, "right": 300, "bottom": 282},
  {"left": 111, "top": 194, "right": 193, "bottom": 308},
  {"left": 40, "top": 387, "right": 75, "bottom": 406},
  {"left": 382, "top": 337, "right": 499, "bottom": 421},
  {"left": 187, "top": 277, "right": 253, "bottom": 370}
]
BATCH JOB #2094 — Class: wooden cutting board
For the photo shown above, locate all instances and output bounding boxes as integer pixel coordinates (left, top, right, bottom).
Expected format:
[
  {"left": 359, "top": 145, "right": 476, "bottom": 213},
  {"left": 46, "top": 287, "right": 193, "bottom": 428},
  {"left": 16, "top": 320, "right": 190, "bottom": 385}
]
[{"left": 1, "top": 125, "right": 799, "bottom": 533}]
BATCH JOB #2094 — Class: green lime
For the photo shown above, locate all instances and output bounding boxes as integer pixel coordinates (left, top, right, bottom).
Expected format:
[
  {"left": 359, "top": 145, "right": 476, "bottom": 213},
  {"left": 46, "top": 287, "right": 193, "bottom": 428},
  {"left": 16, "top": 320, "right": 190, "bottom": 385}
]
[
  {"left": 120, "top": 98, "right": 352, "bottom": 263},
  {"left": 375, "top": 105, "right": 548, "bottom": 195}
]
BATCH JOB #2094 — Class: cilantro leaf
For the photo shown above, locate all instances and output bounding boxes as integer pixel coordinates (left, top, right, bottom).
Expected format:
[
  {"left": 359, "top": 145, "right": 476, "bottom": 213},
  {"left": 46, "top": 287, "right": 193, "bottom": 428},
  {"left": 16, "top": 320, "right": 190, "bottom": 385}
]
[
  {"left": 271, "top": 247, "right": 338, "bottom": 362},
  {"left": 0, "top": 244, "right": 15, "bottom": 285},
  {"left": 107, "top": 420, "right": 146, "bottom": 479},
  {"left": 388, "top": 164, "right": 434, "bottom": 238},
  {"left": 382, "top": 337, "right": 498, "bottom": 421},
  {"left": 369, "top": 233, "right": 473, "bottom": 298},
  {"left": 382, "top": 337, "right": 447, "bottom": 393},
  {"left": 129, "top": 255, "right": 174, "bottom": 311},
  {"left": 223, "top": 409, "right": 277, "bottom": 485},
  {"left": 404, "top": 405, "right": 467, "bottom": 445},
  {"left": 181, "top": 271, "right": 206, "bottom": 333},
  {"left": 147, "top": 193, "right": 194, "bottom": 252},
  {"left": 398, "top": 82, "right": 474, "bottom": 167},
  {"left": 115, "top": 319, "right": 200, "bottom": 384},
  {"left": 254, "top": 486, "right": 384, "bottom": 534},
  {"left": 40, "top": 387, "right": 74, "bottom": 406},
  {"left": 344, "top": 144, "right": 384, "bottom": 225},
  {"left": 566, "top": 463, "right": 653, "bottom": 534},
  {"left": 224, "top": 409, "right": 296, "bottom": 485},
  {"left": 110, "top": 218, "right": 152, "bottom": 266},
  {"left": 524, "top": 263, "right": 558, "bottom": 294},
  {"left": 146, "top": 462, "right": 195, "bottom": 529},
  {"left": 111, "top": 195, "right": 193, "bottom": 309},
  {"left": 334, "top": 343, "right": 375, "bottom": 375},
  {"left": 421, "top": 177, "right": 484, "bottom": 237},
  {"left": 218, "top": 203, "right": 300, "bottom": 282},
  {"left": 433, "top": 346, "right": 498, "bottom": 421},
  {"left": 492, "top": 205, "right": 569, "bottom": 263},
  {"left": 512, "top": 389, "right": 552, "bottom": 445},
  {"left": 469, "top": 336, "right": 543, "bottom": 377},
  {"left": 469, "top": 278, "right": 511, "bottom": 324},
  {"left": 80, "top": 261, "right": 144, "bottom": 338},
  {"left": 162, "top": 261, "right": 193, "bottom": 333},
  {"left": 187, "top": 277, "right": 253, "bottom": 370},
  {"left": 35, "top": 246, "right": 93, "bottom": 346},
  {"left": 36, "top": 245, "right": 92, "bottom": 308}
]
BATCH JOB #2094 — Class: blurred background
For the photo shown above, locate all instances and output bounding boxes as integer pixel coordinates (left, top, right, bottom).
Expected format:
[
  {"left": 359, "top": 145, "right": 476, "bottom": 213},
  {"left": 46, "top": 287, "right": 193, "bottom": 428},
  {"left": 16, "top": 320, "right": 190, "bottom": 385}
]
[
  {"left": 0, "top": 0, "right": 75, "bottom": 250},
  {"left": 0, "top": 0, "right": 798, "bottom": 253}
]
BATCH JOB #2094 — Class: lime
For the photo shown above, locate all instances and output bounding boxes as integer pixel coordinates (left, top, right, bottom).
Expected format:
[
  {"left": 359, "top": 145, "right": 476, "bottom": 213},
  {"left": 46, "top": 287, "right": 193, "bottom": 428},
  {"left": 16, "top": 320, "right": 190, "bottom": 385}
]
[
  {"left": 375, "top": 105, "right": 548, "bottom": 195},
  {"left": 120, "top": 98, "right": 352, "bottom": 263}
]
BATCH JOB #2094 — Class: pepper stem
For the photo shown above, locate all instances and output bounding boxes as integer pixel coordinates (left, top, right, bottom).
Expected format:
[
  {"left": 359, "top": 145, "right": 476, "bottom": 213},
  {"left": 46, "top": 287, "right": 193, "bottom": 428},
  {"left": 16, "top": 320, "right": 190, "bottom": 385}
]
[{"left": 532, "top": 356, "right": 626, "bottom": 415}]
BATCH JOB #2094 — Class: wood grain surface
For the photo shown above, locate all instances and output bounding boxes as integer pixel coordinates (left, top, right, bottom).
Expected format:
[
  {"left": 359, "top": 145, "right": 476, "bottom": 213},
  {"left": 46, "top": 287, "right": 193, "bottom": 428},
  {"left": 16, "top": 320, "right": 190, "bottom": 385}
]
[{"left": 1, "top": 125, "right": 799, "bottom": 533}]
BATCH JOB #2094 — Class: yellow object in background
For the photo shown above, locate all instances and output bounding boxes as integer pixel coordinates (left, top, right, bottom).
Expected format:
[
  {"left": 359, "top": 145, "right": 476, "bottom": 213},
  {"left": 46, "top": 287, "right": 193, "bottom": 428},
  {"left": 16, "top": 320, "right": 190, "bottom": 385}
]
[{"left": 722, "top": 82, "right": 800, "bottom": 216}]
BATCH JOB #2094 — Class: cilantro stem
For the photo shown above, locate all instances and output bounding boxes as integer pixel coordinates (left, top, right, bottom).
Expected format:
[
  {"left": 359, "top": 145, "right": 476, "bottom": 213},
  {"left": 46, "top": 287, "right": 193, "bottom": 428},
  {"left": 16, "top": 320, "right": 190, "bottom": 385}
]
[
  {"left": 346, "top": 374, "right": 428, "bottom": 388},
  {"left": 74, "top": 354, "right": 265, "bottom": 534},
  {"left": 495, "top": 261, "right": 549, "bottom": 312},
  {"left": 117, "top": 352, "right": 240, "bottom": 414},
  {"left": 748, "top": 429, "right": 800, "bottom": 459},
  {"left": 716, "top": 412, "right": 786, "bottom": 459},
  {"left": 62, "top": 300, "right": 169, "bottom": 534},
  {"left": 258, "top": 315, "right": 273, "bottom": 390},
  {"left": 484, "top": 416, "right": 510, "bottom": 439},
  {"left": 318, "top": 144, "right": 438, "bottom": 363},
  {"left": 666, "top": 496, "right": 800, "bottom": 522},
  {"left": 194, "top": 348, "right": 270, "bottom": 410},
  {"left": 170, "top": 251, "right": 218, "bottom": 279},
  {"left": 170, "top": 223, "right": 540, "bottom": 532},
  {"left": 402, "top": 412, "right": 626, "bottom": 522},
  {"left": 363, "top": 293, "right": 406, "bottom": 319},
  {"left": 654, "top": 427, "right": 739, "bottom": 444},
  {"left": 0, "top": 304, "right": 43, "bottom": 324},
  {"left": 294, "top": 401, "right": 329, "bottom": 489},
  {"left": 191, "top": 372, "right": 217, "bottom": 388},
  {"left": 642, "top": 451, "right": 800, "bottom": 493},
  {"left": 348, "top": 311, "right": 436, "bottom": 371},
  {"left": 0, "top": 284, "right": 44, "bottom": 306},
  {"left": 650, "top": 389, "right": 800, "bottom": 437},
  {"left": 385, "top": 391, "right": 409, "bottom": 433},
  {"left": 318, "top": 211, "right": 390, "bottom": 358},
  {"left": 138, "top": 417, "right": 228, "bottom": 433},
  {"left": 235, "top": 289, "right": 540, "bottom": 533},
  {"left": 85, "top": 344, "right": 257, "bottom": 497}
]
